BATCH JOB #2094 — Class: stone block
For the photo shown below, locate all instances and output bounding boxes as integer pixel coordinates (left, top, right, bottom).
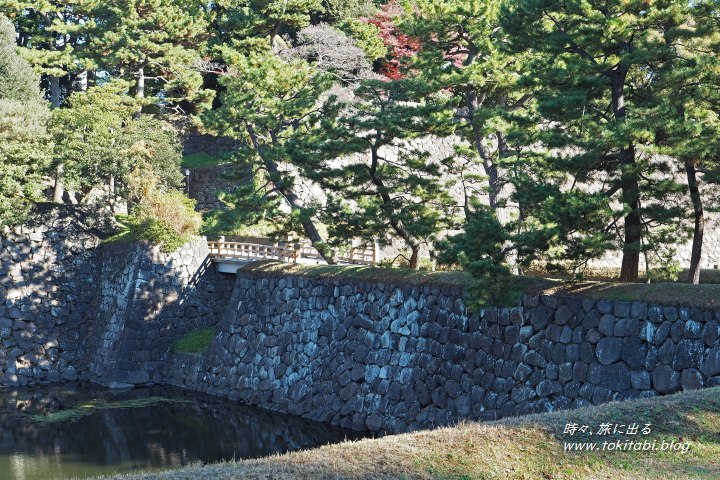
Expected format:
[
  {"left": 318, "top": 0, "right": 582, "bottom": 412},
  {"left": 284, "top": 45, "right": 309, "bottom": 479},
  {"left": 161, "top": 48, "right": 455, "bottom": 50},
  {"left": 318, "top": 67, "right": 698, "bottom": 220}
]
[
  {"left": 684, "top": 320, "right": 703, "bottom": 340},
  {"left": 655, "top": 322, "right": 671, "bottom": 345},
  {"left": 663, "top": 306, "right": 678, "bottom": 322},
  {"left": 592, "top": 387, "right": 613, "bottom": 404},
  {"left": 582, "top": 309, "right": 601, "bottom": 329},
  {"left": 630, "top": 370, "right": 651, "bottom": 390},
  {"left": 653, "top": 365, "right": 680, "bottom": 394},
  {"left": 614, "top": 318, "right": 640, "bottom": 337},
  {"left": 602, "top": 363, "right": 631, "bottom": 392},
  {"left": 703, "top": 320, "right": 719, "bottom": 347},
  {"left": 564, "top": 381, "right": 581, "bottom": 399},
  {"left": 536, "top": 379, "right": 562, "bottom": 397},
  {"left": 555, "top": 305, "right": 574, "bottom": 326},
  {"left": 622, "top": 336, "right": 648, "bottom": 370},
  {"left": 670, "top": 320, "right": 685, "bottom": 343},
  {"left": 631, "top": 302, "right": 647, "bottom": 320},
  {"left": 657, "top": 339, "right": 675, "bottom": 365},
  {"left": 525, "top": 351, "right": 547, "bottom": 368},
  {"left": 513, "top": 363, "right": 532, "bottom": 382},
  {"left": 598, "top": 314, "right": 615, "bottom": 336},
  {"left": 596, "top": 300, "right": 614, "bottom": 314},
  {"left": 596, "top": 337, "right": 622, "bottom": 366},
  {"left": 613, "top": 302, "right": 632, "bottom": 318},
  {"left": 701, "top": 345, "right": 720, "bottom": 377},
  {"left": 531, "top": 305, "right": 554, "bottom": 331},
  {"left": 673, "top": 339, "right": 704, "bottom": 370},
  {"left": 680, "top": 369, "right": 704, "bottom": 391}
]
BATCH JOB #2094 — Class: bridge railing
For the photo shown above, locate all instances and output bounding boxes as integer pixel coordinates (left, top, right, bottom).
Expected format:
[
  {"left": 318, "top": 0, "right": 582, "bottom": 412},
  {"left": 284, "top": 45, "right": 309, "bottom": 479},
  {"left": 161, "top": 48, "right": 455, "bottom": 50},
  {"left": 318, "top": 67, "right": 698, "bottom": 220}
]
[
  {"left": 207, "top": 238, "right": 376, "bottom": 265},
  {"left": 207, "top": 240, "right": 297, "bottom": 262}
]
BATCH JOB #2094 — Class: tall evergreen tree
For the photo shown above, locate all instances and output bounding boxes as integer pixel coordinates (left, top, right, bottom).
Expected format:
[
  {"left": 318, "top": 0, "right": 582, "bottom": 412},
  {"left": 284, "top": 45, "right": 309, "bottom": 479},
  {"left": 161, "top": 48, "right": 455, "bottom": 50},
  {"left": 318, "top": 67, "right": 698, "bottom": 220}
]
[
  {"left": 0, "top": 1, "right": 90, "bottom": 108},
  {"left": 399, "top": 0, "right": 533, "bottom": 217},
  {"left": 79, "top": 0, "right": 214, "bottom": 113},
  {"left": 295, "top": 78, "right": 458, "bottom": 269},
  {"left": 209, "top": 0, "right": 323, "bottom": 55},
  {"left": 201, "top": 50, "right": 337, "bottom": 263},
  {"left": 0, "top": 13, "right": 51, "bottom": 226},
  {"left": 502, "top": 0, "right": 699, "bottom": 282},
  {"left": 638, "top": 2, "right": 720, "bottom": 284}
]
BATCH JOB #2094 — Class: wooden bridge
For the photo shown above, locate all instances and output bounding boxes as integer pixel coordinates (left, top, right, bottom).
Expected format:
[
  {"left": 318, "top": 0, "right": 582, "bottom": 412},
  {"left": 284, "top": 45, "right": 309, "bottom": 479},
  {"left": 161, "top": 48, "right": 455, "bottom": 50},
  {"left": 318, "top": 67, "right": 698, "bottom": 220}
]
[{"left": 207, "top": 237, "right": 376, "bottom": 273}]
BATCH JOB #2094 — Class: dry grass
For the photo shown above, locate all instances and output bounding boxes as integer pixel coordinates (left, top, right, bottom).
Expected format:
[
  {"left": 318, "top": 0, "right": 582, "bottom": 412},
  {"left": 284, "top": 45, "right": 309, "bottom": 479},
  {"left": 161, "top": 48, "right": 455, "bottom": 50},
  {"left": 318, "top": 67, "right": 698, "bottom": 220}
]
[
  {"left": 540, "top": 281, "right": 720, "bottom": 309},
  {"left": 88, "top": 387, "right": 720, "bottom": 480},
  {"left": 243, "top": 261, "right": 720, "bottom": 310},
  {"left": 240, "top": 261, "right": 560, "bottom": 293}
]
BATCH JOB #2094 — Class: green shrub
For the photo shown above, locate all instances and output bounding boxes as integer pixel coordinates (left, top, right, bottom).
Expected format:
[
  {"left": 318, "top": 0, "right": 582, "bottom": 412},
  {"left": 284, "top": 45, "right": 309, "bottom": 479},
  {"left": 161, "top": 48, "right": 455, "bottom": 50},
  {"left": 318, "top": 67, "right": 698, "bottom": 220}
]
[
  {"left": 114, "top": 160, "right": 202, "bottom": 252},
  {"left": 647, "top": 261, "right": 682, "bottom": 283},
  {"left": 169, "top": 326, "right": 217, "bottom": 354}
]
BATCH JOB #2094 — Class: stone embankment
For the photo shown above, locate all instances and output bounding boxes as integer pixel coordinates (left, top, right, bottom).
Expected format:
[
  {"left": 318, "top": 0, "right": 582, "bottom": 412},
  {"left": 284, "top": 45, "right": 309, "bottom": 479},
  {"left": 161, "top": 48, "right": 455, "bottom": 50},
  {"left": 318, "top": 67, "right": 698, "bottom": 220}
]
[
  {"left": 0, "top": 204, "right": 234, "bottom": 388},
  {"left": 5, "top": 205, "right": 720, "bottom": 435},
  {"left": 167, "top": 270, "right": 720, "bottom": 434}
]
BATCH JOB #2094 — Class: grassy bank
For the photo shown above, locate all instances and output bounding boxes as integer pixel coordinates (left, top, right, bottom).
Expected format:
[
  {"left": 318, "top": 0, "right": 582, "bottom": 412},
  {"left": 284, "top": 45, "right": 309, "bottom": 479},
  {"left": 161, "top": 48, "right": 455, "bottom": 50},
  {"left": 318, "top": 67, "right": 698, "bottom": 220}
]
[
  {"left": 242, "top": 261, "right": 720, "bottom": 310},
  {"left": 88, "top": 386, "right": 720, "bottom": 480}
]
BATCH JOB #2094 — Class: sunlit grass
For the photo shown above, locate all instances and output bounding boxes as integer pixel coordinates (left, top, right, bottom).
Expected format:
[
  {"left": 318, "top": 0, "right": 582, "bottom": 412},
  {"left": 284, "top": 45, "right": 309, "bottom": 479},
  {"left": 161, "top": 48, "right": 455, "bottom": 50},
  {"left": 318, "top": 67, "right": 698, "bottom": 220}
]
[
  {"left": 83, "top": 387, "right": 720, "bottom": 480},
  {"left": 169, "top": 326, "right": 217, "bottom": 354}
]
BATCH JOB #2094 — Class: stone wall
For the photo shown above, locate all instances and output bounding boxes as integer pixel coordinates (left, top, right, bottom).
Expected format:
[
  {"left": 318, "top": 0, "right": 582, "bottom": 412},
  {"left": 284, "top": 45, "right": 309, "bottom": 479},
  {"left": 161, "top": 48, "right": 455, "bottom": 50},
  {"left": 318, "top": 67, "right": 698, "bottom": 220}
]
[
  {"left": 5, "top": 205, "right": 720, "bottom": 437},
  {"left": 0, "top": 205, "right": 235, "bottom": 388},
  {"left": 166, "top": 270, "right": 720, "bottom": 434},
  {"left": 0, "top": 205, "right": 111, "bottom": 386},
  {"left": 84, "top": 241, "right": 235, "bottom": 388},
  {"left": 180, "top": 129, "right": 240, "bottom": 157},
  {"left": 187, "top": 163, "right": 247, "bottom": 212}
]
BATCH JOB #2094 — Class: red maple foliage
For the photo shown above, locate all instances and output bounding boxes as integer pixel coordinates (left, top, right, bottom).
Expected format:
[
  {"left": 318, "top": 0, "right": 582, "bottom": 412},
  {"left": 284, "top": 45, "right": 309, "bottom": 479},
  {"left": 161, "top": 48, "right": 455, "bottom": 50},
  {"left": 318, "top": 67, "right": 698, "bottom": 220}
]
[{"left": 364, "top": 1, "right": 421, "bottom": 80}]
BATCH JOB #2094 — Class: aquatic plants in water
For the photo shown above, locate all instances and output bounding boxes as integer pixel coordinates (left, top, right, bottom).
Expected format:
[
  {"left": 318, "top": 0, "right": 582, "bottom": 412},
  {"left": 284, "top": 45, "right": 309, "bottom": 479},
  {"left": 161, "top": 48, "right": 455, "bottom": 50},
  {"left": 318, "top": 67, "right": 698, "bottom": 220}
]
[{"left": 28, "top": 396, "right": 190, "bottom": 423}]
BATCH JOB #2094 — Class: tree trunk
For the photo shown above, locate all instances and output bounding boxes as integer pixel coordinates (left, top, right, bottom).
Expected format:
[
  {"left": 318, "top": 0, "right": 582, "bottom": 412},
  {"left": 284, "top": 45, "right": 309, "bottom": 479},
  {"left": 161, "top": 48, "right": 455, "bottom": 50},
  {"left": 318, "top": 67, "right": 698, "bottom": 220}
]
[
  {"left": 619, "top": 148, "right": 641, "bottom": 283},
  {"left": 464, "top": 84, "right": 499, "bottom": 212},
  {"left": 609, "top": 67, "right": 641, "bottom": 283},
  {"left": 685, "top": 157, "right": 704, "bottom": 284},
  {"left": 109, "top": 175, "right": 116, "bottom": 213},
  {"left": 53, "top": 163, "right": 64, "bottom": 203},
  {"left": 368, "top": 140, "right": 422, "bottom": 269},
  {"left": 246, "top": 126, "right": 337, "bottom": 264},
  {"left": 136, "top": 66, "right": 145, "bottom": 98},
  {"left": 409, "top": 245, "right": 420, "bottom": 270},
  {"left": 134, "top": 65, "right": 145, "bottom": 118},
  {"left": 49, "top": 76, "right": 61, "bottom": 109}
]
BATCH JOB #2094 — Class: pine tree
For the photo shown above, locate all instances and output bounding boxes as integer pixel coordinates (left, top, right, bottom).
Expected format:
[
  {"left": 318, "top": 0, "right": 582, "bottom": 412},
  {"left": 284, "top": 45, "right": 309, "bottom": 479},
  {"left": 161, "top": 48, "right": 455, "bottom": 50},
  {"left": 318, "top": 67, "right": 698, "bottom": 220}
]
[
  {"left": 399, "top": 0, "right": 533, "bottom": 216},
  {"left": 502, "top": 0, "right": 703, "bottom": 282},
  {"left": 638, "top": 2, "right": 720, "bottom": 283},
  {"left": 209, "top": 0, "right": 323, "bottom": 55},
  {"left": 201, "top": 50, "right": 337, "bottom": 263},
  {"left": 294, "top": 78, "right": 458, "bottom": 269},
  {"left": 80, "top": 0, "right": 213, "bottom": 112},
  {"left": 1, "top": 1, "right": 90, "bottom": 108}
]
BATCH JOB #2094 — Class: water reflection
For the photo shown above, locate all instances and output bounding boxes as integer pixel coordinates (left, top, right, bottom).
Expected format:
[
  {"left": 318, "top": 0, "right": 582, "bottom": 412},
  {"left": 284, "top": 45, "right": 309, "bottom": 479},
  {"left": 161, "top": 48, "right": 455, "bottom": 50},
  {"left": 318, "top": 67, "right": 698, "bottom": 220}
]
[{"left": 0, "top": 383, "right": 367, "bottom": 480}]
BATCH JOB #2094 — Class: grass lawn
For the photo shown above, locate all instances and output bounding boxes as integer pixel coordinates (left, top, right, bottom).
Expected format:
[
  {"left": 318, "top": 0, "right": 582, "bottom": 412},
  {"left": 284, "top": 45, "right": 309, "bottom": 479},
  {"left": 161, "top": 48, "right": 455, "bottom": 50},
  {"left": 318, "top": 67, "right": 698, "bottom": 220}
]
[
  {"left": 180, "top": 153, "right": 226, "bottom": 169},
  {"left": 86, "top": 387, "right": 720, "bottom": 480},
  {"left": 242, "top": 261, "right": 720, "bottom": 310}
]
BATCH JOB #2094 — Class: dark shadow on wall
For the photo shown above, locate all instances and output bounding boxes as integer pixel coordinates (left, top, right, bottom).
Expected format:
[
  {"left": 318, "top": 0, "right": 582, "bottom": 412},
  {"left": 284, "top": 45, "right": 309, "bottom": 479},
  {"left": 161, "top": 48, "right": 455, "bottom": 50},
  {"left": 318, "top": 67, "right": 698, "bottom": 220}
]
[
  {"left": 83, "top": 240, "right": 236, "bottom": 388},
  {"left": 0, "top": 204, "right": 112, "bottom": 386}
]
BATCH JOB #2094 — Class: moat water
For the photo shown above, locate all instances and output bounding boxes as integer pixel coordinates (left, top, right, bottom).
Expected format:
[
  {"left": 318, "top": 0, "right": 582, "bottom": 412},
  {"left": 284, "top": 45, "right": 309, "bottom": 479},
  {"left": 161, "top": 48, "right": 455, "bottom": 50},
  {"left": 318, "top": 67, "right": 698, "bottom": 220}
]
[{"left": 0, "top": 383, "right": 366, "bottom": 480}]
